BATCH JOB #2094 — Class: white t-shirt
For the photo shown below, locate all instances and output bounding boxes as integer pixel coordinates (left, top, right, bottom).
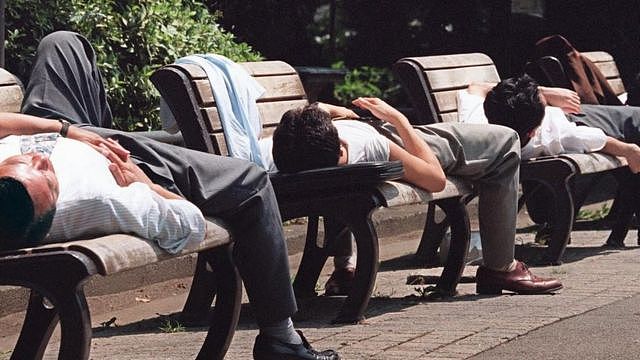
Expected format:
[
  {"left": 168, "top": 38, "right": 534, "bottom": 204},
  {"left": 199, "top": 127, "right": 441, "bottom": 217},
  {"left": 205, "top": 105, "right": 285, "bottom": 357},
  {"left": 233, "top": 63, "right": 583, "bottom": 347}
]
[
  {"left": 334, "top": 120, "right": 391, "bottom": 163},
  {"left": 258, "top": 120, "right": 391, "bottom": 170},
  {"left": 456, "top": 89, "right": 607, "bottom": 159},
  {"left": 0, "top": 134, "right": 206, "bottom": 253}
]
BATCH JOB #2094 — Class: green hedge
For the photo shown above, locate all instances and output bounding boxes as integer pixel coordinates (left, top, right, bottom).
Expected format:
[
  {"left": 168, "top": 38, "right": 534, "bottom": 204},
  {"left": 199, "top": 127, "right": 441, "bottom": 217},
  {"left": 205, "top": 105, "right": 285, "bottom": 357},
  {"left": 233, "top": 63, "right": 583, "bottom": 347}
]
[{"left": 6, "top": 0, "right": 261, "bottom": 130}]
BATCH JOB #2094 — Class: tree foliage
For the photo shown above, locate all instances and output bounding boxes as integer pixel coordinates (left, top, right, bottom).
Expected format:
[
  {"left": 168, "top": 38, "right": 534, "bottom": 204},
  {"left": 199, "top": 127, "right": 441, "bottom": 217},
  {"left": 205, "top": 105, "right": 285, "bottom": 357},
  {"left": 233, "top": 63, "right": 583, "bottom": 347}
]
[{"left": 6, "top": 0, "right": 261, "bottom": 130}]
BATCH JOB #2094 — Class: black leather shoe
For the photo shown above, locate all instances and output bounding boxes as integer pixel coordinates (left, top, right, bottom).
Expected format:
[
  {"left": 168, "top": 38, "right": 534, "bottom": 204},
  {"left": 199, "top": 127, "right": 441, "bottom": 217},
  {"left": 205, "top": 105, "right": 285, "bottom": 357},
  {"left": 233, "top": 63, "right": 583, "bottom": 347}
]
[{"left": 253, "top": 330, "right": 340, "bottom": 360}]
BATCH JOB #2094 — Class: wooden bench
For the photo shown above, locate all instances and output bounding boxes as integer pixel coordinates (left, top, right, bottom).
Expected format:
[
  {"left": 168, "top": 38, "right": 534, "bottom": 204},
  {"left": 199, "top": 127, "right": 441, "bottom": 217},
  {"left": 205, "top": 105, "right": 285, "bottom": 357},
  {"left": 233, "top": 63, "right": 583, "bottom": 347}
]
[
  {"left": 393, "top": 53, "right": 629, "bottom": 264},
  {"left": 150, "top": 60, "right": 476, "bottom": 324},
  {"left": 0, "top": 68, "right": 241, "bottom": 359}
]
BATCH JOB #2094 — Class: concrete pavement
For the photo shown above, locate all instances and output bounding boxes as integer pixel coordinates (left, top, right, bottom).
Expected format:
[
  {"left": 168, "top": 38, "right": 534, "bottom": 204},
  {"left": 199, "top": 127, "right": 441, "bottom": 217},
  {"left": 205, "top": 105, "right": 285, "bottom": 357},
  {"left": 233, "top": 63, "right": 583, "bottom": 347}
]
[{"left": 1, "top": 202, "right": 639, "bottom": 359}]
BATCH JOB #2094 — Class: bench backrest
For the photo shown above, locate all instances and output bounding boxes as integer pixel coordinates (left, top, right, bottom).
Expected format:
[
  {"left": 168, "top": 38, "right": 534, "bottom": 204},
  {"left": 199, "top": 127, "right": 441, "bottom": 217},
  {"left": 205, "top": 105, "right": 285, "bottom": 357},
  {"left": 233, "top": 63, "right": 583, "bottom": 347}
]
[
  {"left": 392, "top": 53, "right": 500, "bottom": 125},
  {"left": 0, "top": 68, "right": 24, "bottom": 113},
  {"left": 154, "top": 61, "right": 309, "bottom": 156},
  {"left": 581, "top": 51, "right": 626, "bottom": 97}
]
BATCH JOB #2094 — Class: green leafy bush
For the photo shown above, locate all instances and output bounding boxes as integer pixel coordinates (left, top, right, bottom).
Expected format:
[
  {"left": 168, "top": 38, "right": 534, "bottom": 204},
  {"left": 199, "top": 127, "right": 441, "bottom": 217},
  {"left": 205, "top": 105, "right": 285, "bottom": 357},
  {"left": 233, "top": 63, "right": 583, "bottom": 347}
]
[
  {"left": 6, "top": 0, "right": 261, "bottom": 130},
  {"left": 331, "top": 61, "right": 401, "bottom": 106}
]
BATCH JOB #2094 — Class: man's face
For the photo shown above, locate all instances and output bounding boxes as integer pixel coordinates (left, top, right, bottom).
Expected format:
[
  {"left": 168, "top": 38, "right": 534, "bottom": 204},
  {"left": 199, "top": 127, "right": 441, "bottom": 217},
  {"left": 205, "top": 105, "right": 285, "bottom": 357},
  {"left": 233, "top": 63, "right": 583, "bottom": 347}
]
[{"left": 0, "top": 153, "right": 59, "bottom": 216}]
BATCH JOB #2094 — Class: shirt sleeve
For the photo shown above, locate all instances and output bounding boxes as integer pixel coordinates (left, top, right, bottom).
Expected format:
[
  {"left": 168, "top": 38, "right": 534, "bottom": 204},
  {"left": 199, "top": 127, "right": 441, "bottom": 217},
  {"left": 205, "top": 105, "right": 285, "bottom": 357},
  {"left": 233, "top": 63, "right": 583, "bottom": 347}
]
[
  {"left": 559, "top": 122, "right": 608, "bottom": 153},
  {"left": 363, "top": 134, "right": 390, "bottom": 162},
  {"left": 45, "top": 183, "right": 206, "bottom": 254}
]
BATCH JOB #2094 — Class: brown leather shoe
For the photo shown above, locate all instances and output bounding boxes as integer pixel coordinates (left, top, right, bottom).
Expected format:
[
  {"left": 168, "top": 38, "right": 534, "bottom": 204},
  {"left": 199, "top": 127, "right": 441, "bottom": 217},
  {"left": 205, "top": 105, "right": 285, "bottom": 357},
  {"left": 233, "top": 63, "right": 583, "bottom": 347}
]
[
  {"left": 324, "top": 268, "right": 355, "bottom": 296},
  {"left": 476, "top": 261, "right": 563, "bottom": 295}
]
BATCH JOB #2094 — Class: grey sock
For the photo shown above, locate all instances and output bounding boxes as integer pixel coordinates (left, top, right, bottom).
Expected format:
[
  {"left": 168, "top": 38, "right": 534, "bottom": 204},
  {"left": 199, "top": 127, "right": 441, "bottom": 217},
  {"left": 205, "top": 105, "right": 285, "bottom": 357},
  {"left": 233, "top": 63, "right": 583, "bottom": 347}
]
[{"left": 260, "top": 317, "right": 302, "bottom": 344}]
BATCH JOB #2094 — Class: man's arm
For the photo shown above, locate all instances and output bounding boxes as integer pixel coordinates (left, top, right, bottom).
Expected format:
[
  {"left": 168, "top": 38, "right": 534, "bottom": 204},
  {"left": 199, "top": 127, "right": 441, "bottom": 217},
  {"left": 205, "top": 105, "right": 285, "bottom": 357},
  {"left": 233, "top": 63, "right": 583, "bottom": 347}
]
[
  {"left": 538, "top": 86, "right": 581, "bottom": 113},
  {"left": 316, "top": 102, "right": 360, "bottom": 119},
  {"left": 0, "top": 112, "right": 130, "bottom": 159},
  {"left": 600, "top": 136, "right": 640, "bottom": 173},
  {"left": 0, "top": 112, "right": 68, "bottom": 137},
  {"left": 351, "top": 97, "right": 446, "bottom": 192}
]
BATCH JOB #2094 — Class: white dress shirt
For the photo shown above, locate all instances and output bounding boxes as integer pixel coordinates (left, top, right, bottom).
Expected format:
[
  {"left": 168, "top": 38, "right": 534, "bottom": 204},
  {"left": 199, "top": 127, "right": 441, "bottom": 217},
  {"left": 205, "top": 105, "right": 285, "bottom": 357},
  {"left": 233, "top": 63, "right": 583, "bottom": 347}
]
[
  {"left": 0, "top": 134, "right": 206, "bottom": 253},
  {"left": 456, "top": 90, "right": 608, "bottom": 160}
]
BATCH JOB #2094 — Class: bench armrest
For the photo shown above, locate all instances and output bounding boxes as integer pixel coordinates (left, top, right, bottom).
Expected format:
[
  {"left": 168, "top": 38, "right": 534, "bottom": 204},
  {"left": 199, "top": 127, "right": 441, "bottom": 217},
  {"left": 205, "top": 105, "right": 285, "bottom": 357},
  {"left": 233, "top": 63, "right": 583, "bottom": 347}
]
[{"left": 269, "top": 161, "right": 403, "bottom": 195}]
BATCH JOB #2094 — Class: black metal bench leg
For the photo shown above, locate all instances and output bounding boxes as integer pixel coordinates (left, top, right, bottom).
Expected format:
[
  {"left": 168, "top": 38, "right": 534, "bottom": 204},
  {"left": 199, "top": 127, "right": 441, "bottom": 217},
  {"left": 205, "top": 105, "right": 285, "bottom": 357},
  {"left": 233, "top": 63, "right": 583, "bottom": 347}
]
[
  {"left": 1, "top": 253, "right": 96, "bottom": 360},
  {"left": 11, "top": 291, "right": 59, "bottom": 360},
  {"left": 333, "top": 208, "right": 378, "bottom": 324},
  {"left": 435, "top": 197, "right": 470, "bottom": 295},
  {"left": 415, "top": 203, "right": 448, "bottom": 266},
  {"left": 56, "top": 288, "right": 92, "bottom": 360},
  {"left": 197, "top": 244, "right": 241, "bottom": 360},
  {"left": 293, "top": 216, "right": 329, "bottom": 298},
  {"left": 181, "top": 252, "right": 218, "bottom": 326},
  {"left": 604, "top": 169, "right": 636, "bottom": 246},
  {"left": 545, "top": 181, "right": 575, "bottom": 265}
]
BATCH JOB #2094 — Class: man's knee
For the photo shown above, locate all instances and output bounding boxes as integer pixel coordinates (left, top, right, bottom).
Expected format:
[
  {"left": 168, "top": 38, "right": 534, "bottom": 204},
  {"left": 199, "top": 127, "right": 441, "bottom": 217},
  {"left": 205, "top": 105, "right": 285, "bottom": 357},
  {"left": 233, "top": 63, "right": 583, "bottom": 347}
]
[{"left": 38, "top": 31, "right": 81, "bottom": 51}]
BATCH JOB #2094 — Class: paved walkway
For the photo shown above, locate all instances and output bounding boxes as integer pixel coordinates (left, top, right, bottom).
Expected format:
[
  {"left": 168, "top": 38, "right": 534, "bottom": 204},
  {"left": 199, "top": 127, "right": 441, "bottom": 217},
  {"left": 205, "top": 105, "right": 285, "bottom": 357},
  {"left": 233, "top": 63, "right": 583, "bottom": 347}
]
[{"left": 1, "top": 206, "right": 638, "bottom": 359}]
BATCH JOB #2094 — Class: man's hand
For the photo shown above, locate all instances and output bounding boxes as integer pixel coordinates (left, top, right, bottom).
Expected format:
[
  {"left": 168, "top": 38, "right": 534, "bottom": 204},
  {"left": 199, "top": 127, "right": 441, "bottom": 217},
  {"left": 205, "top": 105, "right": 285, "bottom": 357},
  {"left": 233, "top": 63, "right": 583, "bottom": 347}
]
[
  {"left": 97, "top": 139, "right": 184, "bottom": 200},
  {"left": 317, "top": 102, "right": 360, "bottom": 119},
  {"left": 67, "top": 126, "right": 131, "bottom": 161},
  {"left": 351, "top": 97, "right": 408, "bottom": 126},
  {"left": 97, "top": 140, "right": 153, "bottom": 187},
  {"left": 624, "top": 144, "right": 640, "bottom": 173},
  {"left": 539, "top": 86, "right": 581, "bottom": 114}
]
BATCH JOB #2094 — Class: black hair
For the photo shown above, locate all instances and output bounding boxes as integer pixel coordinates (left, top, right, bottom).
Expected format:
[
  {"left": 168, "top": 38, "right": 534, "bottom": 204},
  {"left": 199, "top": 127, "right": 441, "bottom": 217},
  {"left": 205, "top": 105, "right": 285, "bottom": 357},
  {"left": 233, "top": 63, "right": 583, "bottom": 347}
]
[
  {"left": 484, "top": 74, "right": 546, "bottom": 146},
  {"left": 0, "top": 177, "right": 55, "bottom": 250},
  {"left": 272, "top": 104, "right": 341, "bottom": 173}
]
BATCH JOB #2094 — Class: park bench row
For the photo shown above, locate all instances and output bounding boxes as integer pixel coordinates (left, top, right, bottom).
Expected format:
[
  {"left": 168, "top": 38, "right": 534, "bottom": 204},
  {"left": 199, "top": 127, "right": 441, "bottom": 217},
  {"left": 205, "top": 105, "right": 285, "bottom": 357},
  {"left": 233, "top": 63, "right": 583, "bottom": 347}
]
[{"left": 0, "top": 49, "right": 631, "bottom": 359}]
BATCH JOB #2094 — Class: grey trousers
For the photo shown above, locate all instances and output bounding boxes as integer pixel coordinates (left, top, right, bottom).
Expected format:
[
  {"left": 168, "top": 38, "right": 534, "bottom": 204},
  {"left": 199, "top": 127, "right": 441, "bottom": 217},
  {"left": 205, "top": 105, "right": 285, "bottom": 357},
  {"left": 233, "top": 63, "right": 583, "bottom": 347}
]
[
  {"left": 21, "top": 31, "right": 297, "bottom": 326},
  {"left": 568, "top": 104, "right": 640, "bottom": 145},
  {"left": 382, "top": 122, "right": 521, "bottom": 270}
]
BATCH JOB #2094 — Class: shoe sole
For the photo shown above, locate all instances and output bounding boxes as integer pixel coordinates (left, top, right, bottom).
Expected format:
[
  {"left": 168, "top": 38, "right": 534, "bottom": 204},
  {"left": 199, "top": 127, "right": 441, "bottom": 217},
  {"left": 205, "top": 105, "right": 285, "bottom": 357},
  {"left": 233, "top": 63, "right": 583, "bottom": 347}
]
[{"left": 477, "top": 284, "right": 563, "bottom": 295}]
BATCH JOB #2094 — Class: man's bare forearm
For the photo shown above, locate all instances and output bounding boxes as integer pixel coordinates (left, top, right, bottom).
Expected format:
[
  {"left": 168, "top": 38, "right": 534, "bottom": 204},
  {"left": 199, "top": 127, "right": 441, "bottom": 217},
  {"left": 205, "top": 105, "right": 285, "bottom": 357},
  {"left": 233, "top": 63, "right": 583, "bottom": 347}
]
[
  {"left": 601, "top": 136, "right": 640, "bottom": 173},
  {"left": 0, "top": 112, "right": 65, "bottom": 138}
]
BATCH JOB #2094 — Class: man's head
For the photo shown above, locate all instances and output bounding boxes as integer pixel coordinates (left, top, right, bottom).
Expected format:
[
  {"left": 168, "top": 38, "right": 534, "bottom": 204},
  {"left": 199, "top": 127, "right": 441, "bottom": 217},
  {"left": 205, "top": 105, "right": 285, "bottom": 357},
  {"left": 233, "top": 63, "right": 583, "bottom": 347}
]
[
  {"left": 483, "top": 75, "right": 546, "bottom": 146},
  {"left": 272, "top": 104, "right": 342, "bottom": 173},
  {"left": 0, "top": 153, "right": 58, "bottom": 250}
]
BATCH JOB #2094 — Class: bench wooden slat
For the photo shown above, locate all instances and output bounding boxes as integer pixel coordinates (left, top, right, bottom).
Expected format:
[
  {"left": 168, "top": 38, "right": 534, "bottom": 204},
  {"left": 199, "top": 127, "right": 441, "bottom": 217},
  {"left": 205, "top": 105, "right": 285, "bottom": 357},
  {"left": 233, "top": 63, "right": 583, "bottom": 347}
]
[
  {"left": 561, "top": 153, "right": 627, "bottom": 174},
  {"left": 609, "top": 79, "right": 626, "bottom": 96},
  {"left": 211, "top": 133, "right": 229, "bottom": 156},
  {"left": 404, "top": 53, "right": 494, "bottom": 70},
  {"left": 0, "top": 68, "right": 20, "bottom": 86},
  {"left": 582, "top": 51, "right": 614, "bottom": 63},
  {"left": 257, "top": 99, "right": 310, "bottom": 125},
  {"left": 378, "top": 177, "right": 472, "bottom": 207},
  {"left": 176, "top": 60, "right": 297, "bottom": 80},
  {"left": 193, "top": 75, "right": 306, "bottom": 107},
  {"left": 201, "top": 99, "right": 309, "bottom": 135},
  {"left": 14, "top": 219, "right": 231, "bottom": 276},
  {"left": 592, "top": 61, "right": 619, "bottom": 79},
  {"left": 241, "top": 61, "right": 297, "bottom": 76},
  {"left": 0, "top": 85, "right": 24, "bottom": 113},
  {"left": 432, "top": 89, "right": 459, "bottom": 113},
  {"left": 426, "top": 65, "right": 500, "bottom": 91},
  {"left": 439, "top": 112, "right": 459, "bottom": 123}
]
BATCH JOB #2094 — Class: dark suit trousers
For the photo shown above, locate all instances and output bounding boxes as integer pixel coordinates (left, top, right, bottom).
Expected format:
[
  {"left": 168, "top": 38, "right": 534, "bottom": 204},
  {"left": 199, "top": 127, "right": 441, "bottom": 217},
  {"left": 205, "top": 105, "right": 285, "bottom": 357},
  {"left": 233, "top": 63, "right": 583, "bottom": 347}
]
[{"left": 21, "top": 31, "right": 297, "bottom": 326}]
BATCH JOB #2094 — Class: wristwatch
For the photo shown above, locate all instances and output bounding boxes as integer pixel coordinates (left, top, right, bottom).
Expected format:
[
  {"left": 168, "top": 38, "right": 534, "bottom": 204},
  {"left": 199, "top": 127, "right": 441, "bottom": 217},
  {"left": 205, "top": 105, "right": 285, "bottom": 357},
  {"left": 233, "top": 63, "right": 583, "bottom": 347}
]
[{"left": 58, "top": 119, "right": 71, "bottom": 137}]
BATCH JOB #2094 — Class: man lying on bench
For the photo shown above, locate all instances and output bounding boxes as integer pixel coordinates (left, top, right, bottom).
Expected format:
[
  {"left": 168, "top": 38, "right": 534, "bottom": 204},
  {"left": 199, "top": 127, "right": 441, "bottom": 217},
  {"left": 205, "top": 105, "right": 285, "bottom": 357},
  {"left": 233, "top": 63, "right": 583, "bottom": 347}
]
[
  {"left": 271, "top": 96, "right": 563, "bottom": 296},
  {"left": 0, "top": 30, "right": 339, "bottom": 360},
  {"left": 477, "top": 75, "right": 640, "bottom": 247}
]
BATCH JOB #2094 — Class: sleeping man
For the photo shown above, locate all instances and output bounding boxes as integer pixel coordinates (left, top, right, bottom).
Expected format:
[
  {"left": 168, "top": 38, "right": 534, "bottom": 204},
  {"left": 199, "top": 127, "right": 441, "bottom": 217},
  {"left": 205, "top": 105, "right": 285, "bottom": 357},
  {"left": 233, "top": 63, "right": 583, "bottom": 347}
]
[
  {"left": 271, "top": 96, "right": 563, "bottom": 296},
  {"left": 0, "top": 30, "right": 339, "bottom": 360},
  {"left": 474, "top": 75, "right": 640, "bottom": 247}
]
